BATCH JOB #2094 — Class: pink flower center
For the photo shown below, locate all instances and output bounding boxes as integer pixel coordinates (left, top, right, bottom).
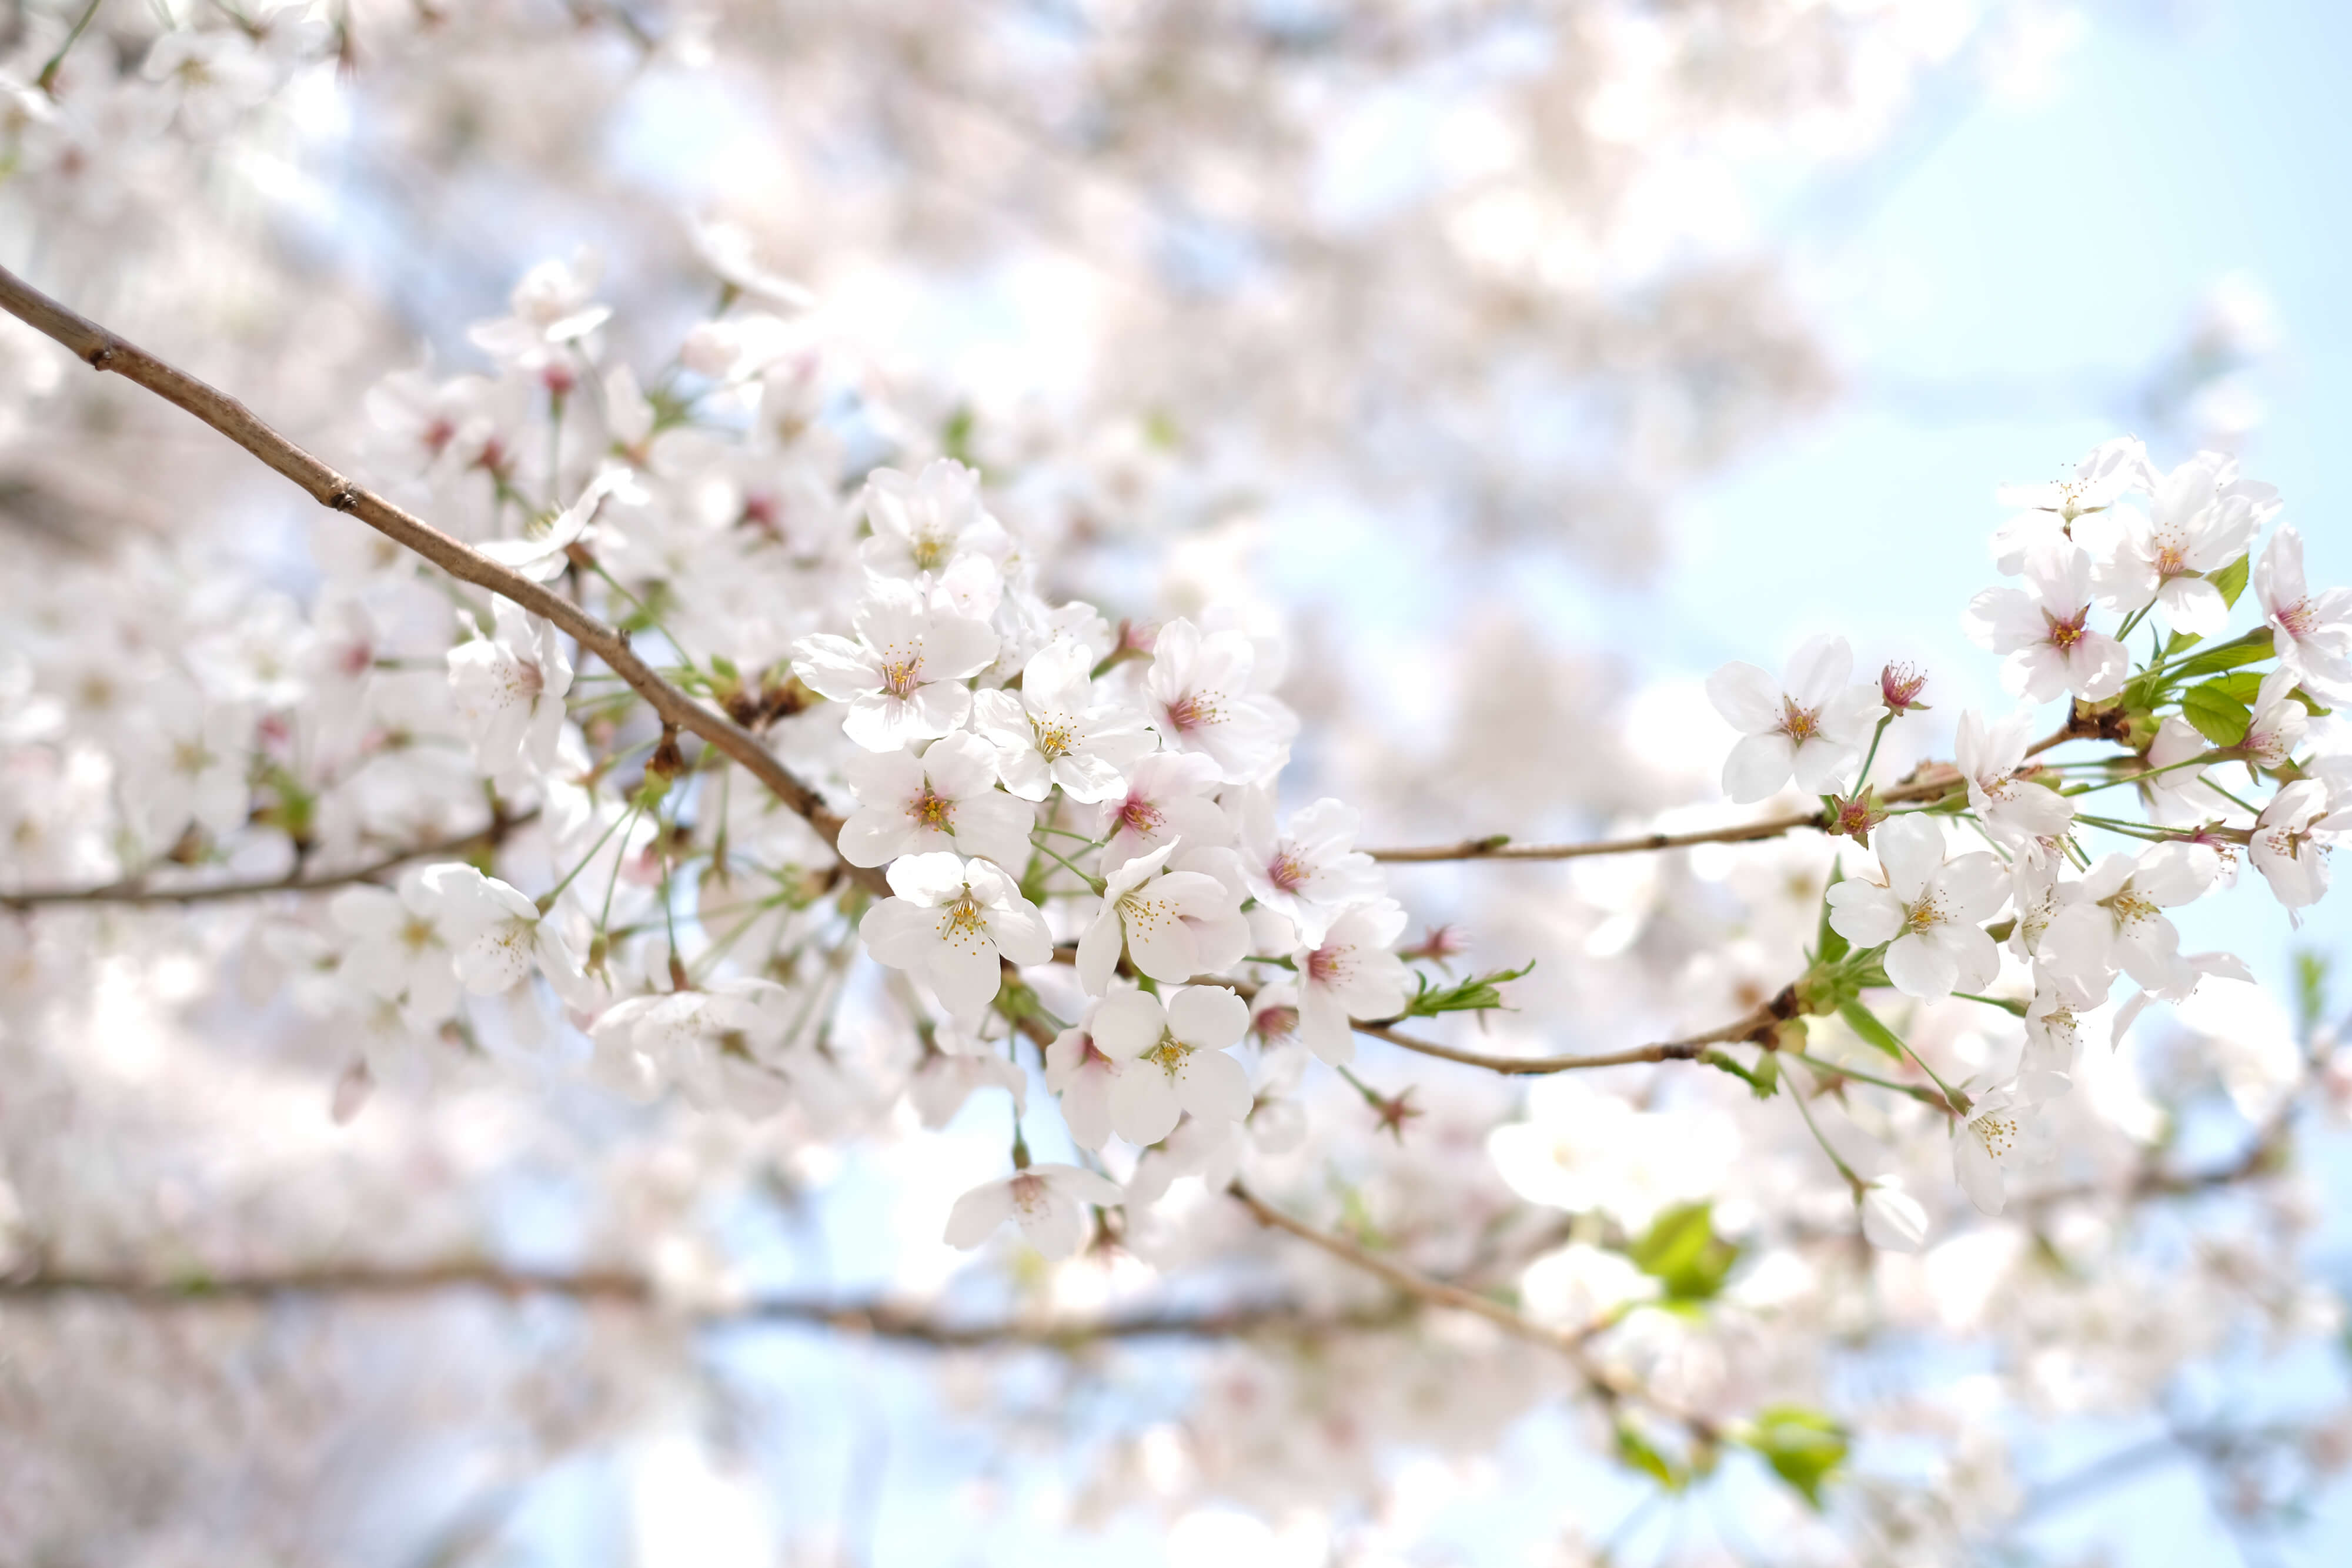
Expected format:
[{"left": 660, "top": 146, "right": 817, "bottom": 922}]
[
  {"left": 2042, "top": 607, "right": 2089, "bottom": 651},
  {"left": 1305, "top": 944, "right": 1347, "bottom": 984},
  {"left": 1163, "top": 691, "right": 1222, "bottom": 733},
  {"left": 1265, "top": 849, "right": 1310, "bottom": 894},
  {"left": 2276, "top": 597, "right": 2316, "bottom": 639},
  {"left": 878, "top": 651, "right": 924, "bottom": 698},
  {"left": 1116, "top": 795, "right": 1165, "bottom": 837},
  {"left": 909, "top": 785, "right": 955, "bottom": 830},
  {"left": 1778, "top": 697, "right": 1821, "bottom": 743}
]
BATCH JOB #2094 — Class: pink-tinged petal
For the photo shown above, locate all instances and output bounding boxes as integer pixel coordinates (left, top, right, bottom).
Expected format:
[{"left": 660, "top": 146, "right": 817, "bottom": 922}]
[
  {"left": 1110, "top": 1070, "right": 1181, "bottom": 1146},
  {"left": 1722, "top": 733, "right": 1795, "bottom": 804},
  {"left": 2008, "top": 646, "right": 2069, "bottom": 702},
  {"left": 2158, "top": 577, "right": 2229, "bottom": 637},
  {"left": 1931, "top": 852, "right": 2010, "bottom": 922},
  {"left": 1297, "top": 987, "right": 1355, "bottom": 1066},
  {"left": 1789, "top": 738, "right": 1861, "bottom": 796},
  {"left": 1102, "top": 843, "right": 1178, "bottom": 900},
  {"left": 964, "top": 689, "right": 1032, "bottom": 754},
  {"left": 790, "top": 635, "right": 878, "bottom": 701},
  {"left": 1882, "top": 932, "right": 1958, "bottom": 1000},
  {"left": 1704, "top": 661, "right": 1782, "bottom": 733},
  {"left": 1040, "top": 1164, "right": 1125, "bottom": 1208},
  {"left": 905, "top": 681, "right": 973, "bottom": 740},
  {"left": 1015, "top": 1187, "right": 1088, "bottom": 1260},
  {"left": 1965, "top": 587, "right": 2041, "bottom": 653},
  {"left": 2066, "top": 634, "right": 2128, "bottom": 700},
  {"left": 1168, "top": 985, "right": 1249, "bottom": 1050},
  {"left": 1825, "top": 882, "right": 1904, "bottom": 948},
  {"left": 925, "top": 938, "right": 1003, "bottom": 1022},
  {"left": 836, "top": 808, "right": 911, "bottom": 869},
  {"left": 986, "top": 898, "right": 1054, "bottom": 968},
  {"left": 2136, "top": 842, "right": 2219, "bottom": 907},
  {"left": 1090, "top": 989, "right": 1167, "bottom": 1062},
  {"left": 1952, "top": 1131, "right": 2006, "bottom": 1217},
  {"left": 1076, "top": 906, "right": 1122, "bottom": 997},
  {"left": 1050, "top": 750, "right": 1128, "bottom": 804},
  {"left": 1020, "top": 640, "right": 1094, "bottom": 710},
  {"left": 883, "top": 852, "right": 964, "bottom": 905},
  {"left": 1124, "top": 902, "right": 1205, "bottom": 984},
  {"left": 1782, "top": 634, "right": 1852, "bottom": 708},
  {"left": 845, "top": 744, "right": 925, "bottom": 804},
  {"left": 1938, "top": 927, "right": 2000, "bottom": 995},
  {"left": 1058, "top": 1062, "right": 1117, "bottom": 1150},
  {"left": 858, "top": 898, "right": 935, "bottom": 969},
  {"left": 943, "top": 1179, "right": 1017, "bottom": 1249},
  {"left": 1873, "top": 815, "right": 1945, "bottom": 902},
  {"left": 923, "top": 614, "right": 1001, "bottom": 681},
  {"left": 1174, "top": 1049, "right": 1252, "bottom": 1123},
  {"left": 950, "top": 791, "right": 1035, "bottom": 874}
]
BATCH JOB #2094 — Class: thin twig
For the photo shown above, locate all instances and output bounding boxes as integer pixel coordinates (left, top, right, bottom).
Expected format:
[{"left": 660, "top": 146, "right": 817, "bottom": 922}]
[
  {"left": 0, "top": 263, "right": 886, "bottom": 898},
  {"left": 0, "top": 1265, "right": 1405, "bottom": 1347},
  {"left": 1, "top": 808, "right": 537, "bottom": 909}
]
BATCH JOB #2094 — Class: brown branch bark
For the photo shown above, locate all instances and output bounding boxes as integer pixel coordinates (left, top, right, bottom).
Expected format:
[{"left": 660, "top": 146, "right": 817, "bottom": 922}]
[
  {"left": 2, "top": 808, "right": 537, "bottom": 910},
  {"left": 0, "top": 1265, "right": 1404, "bottom": 1346},
  {"left": 0, "top": 263, "right": 887, "bottom": 899}
]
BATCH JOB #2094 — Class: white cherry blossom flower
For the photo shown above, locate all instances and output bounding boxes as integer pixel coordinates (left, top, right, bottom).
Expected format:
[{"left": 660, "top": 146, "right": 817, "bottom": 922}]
[
  {"left": 1091, "top": 984, "right": 1252, "bottom": 1146},
  {"left": 1823, "top": 815, "right": 2006, "bottom": 1001},
  {"left": 2043, "top": 842, "right": 2220, "bottom": 994},
  {"left": 1966, "top": 544, "right": 2127, "bottom": 702},
  {"left": 1705, "top": 634, "right": 1885, "bottom": 803},
  {"left": 791, "top": 577, "right": 1000, "bottom": 751},
  {"left": 943, "top": 1163, "right": 1122, "bottom": 1259},
  {"left": 2092, "top": 452, "right": 2271, "bottom": 636},
  {"left": 2256, "top": 525, "right": 2352, "bottom": 699},
  {"left": 329, "top": 867, "right": 461, "bottom": 1029},
  {"left": 2141, "top": 716, "right": 2236, "bottom": 825},
  {"left": 1091, "top": 748, "right": 1232, "bottom": 866},
  {"left": 1044, "top": 1003, "right": 1126, "bottom": 1151},
  {"left": 422, "top": 862, "right": 590, "bottom": 1004},
  {"left": 690, "top": 216, "right": 816, "bottom": 309},
  {"left": 117, "top": 684, "right": 251, "bottom": 848},
  {"left": 857, "top": 852, "right": 1053, "bottom": 1024},
  {"left": 857, "top": 459, "right": 1013, "bottom": 584},
  {"left": 2022, "top": 974, "right": 2099, "bottom": 1098},
  {"left": 1859, "top": 1176, "right": 1930, "bottom": 1253},
  {"left": 1953, "top": 1082, "right": 2042, "bottom": 1216},
  {"left": 1955, "top": 708, "right": 2073, "bottom": 847},
  {"left": 2240, "top": 668, "right": 2309, "bottom": 770},
  {"left": 1077, "top": 844, "right": 1251, "bottom": 995},
  {"left": 1143, "top": 617, "right": 1294, "bottom": 784},
  {"left": 2250, "top": 780, "right": 2344, "bottom": 914},
  {"left": 837, "top": 732, "right": 1034, "bottom": 871},
  {"left": 1519, "top": 1242, "right": 1662, "bottom": 1328},
  {"left": 969, "top": 637, "right": 1154, "bottom": 803},
  {"left": 477, "top": 467, "right": 637, "bottom": 582},
  {"left": 1296, "top": 900, "right": 1412, "bottom": 1066},
  {"left": 446, "top": 599, "right": 573, "bottom": 778},
  {"left": 1236, "top": 793, "right": 1385, "bottom": 950},
  {"left": 588, "top": 978, "right": 799, "bottom": 1112},
  {"left": 467, "top": 250, "right": 609, "bottom": 372},
  {"left": 1992, "top": 436, "right": 2154, "bottom": 573}
]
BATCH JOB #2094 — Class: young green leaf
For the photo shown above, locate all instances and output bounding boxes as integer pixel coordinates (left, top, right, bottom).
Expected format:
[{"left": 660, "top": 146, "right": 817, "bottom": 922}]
[
  {"left": 1628, "top": 1202, "right": 1739, "bottom": 1303},
  {"left": 1836, "top": 998, "right": 1906, "bottom": 1061},
  {"left": 2207, "top": 551, "right": 2251, "bottom": 609},
  {"left": 2180, "top": 679, "right": 2253, "bottom": 746},
  {"left": 1400, "top": 959, "right": 1535, "bottom": 1018},
  {"left": 1616, "top": 1421, "right": 1683, "bottom": 1491},
  {"left": 1742, "top": 1406, "right": 1849, "bottom": 1510},
  {"left": 1814, "top": 859, "right": 1848, "bottom": 965}
]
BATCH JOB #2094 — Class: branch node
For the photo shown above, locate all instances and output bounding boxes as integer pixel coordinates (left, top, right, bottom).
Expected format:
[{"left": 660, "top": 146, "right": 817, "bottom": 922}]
[
  {"left": 85, "top": 342, "right": 115, "bottom": 370},
  {"left": 328, "top": 487, "right": 360, "bottom": 512}
]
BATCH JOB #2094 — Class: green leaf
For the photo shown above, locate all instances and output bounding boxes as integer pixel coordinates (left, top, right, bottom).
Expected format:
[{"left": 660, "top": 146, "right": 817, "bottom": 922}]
[
  {"left": 1702, "top": 1048, "right": 1779, "bottom": 1099},
  {"left": 2160, "top": 630, "right": 2204, "bottom": 659},
  {"left": 2296, "top": 951, "right": 2331, "bottom": 1042},
  {"left": 2197, "top": 668, "right": 2267, "bottom": 704},
  {"left": 1836, "top": 999, "right": 1905, "bottom": 1061},
  {"left": 1615, "top": 1421, "right": 1683, "bottom": 1490},
  {"left": 1628, "top": 1202, "right": 1739, "bottom": 1303},
  {"left": 2209, "top": 552, "right": 2252, "bottom": 609},
  {"left": 1400, "top": 959, "right": 1535, "bottom": 1018},
  {"left": 2181, "top": 679, "right": 2254, "bottom": 746},
  {"left": 2170, "top": 627, "right": 2274, "bottom": 680},
  {"left": 1742, "top": 1406, "right": 1849, "bottom": 1510},
  {"left": 1813, "top": 859, "right": 1848, "bottom": 965}
]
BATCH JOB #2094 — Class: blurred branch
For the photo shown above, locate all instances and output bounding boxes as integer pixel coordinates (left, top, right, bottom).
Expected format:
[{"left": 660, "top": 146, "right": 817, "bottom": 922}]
[
  {"left": 0, "top": 1265, "right": 1409, "bottom": 1346},
  {"left": 0, "top": 262, "right": 887, "bottom": 898},
  {"left": 2, "top": 807, "right": 537, "bottom": 909}
]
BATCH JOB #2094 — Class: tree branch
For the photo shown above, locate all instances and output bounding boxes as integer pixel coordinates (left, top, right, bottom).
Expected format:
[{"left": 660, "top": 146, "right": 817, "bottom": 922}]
[
  {"left": 0, "top": 1265, "right": 1405, "bottom": 1347},
  {"left": 0, "top": 262, "right": 887, "bottom": 899},
  {"left": 1, "top": 808, "right": 539, "bottom": 910}
]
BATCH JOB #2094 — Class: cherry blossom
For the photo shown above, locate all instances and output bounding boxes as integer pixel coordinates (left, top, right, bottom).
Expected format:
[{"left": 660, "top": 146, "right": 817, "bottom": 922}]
[
  {"left": 1091, "top": 749, "right": 1232, "bottom": 866},
  {"left": 1044, "top": 1006, "right": 1124, "bottom": 1151},
  {"left": 1823, "top": 816, "right": 2006, "bottom": 1001},
  {"left": 2250, "top": 780, "right": 2343, "bottom": 913},
  {"left": 2256, "top": 525, "right": 2352, "bottom": 699},
  {"left": 1954, "top": 708, "right": 2074, "bottom": 847},
  {"left": 421, "top": 863, "right": 590, "bottom": 1005},
  {"left": 943, "top": 1164, "right": 1123, "bottom": 1259},
  {"left": 446, "top": 599, "right": 574, "bottom": 779},
  {"left": 1991, "top": 435, "right": 2154, "bottom": 573},
  {"left": 2044, "top": 842, "right": 2221, "bottom": 994},
  {"left": 1235, "top": 794, "right": 1385, "bottom": 949},
  {"left": 1295, "top": 901, "right": 1412, "bottom": 1066},
  {"left": 836, "top": 732, "right": 1035, "bottom": 872},
  {"left": 857, "top": 459, "right": 1013, "bottom": 585},
  {"left": 116, "top": 684, "right": 251, "bottom": 849},
  {"left": 329, "top": 868, "right": 461, "bottom": 1030},
  {"left": 1076, "top": 844, "right": 1251, "bottom": 995},
  {"left": 2092, "top": 451, "right": 2271, "bottom": 636},
  {"left": 1952, "top": 1082, "right": 2041, "bottom": 1216},
  {"left": 1143, "top": 617, "right": 1294, "bottom": 784},
  {"left": 969, "top": 637, "right": 1155, "bottom": 803},
  {"left": 1090, "top": 984, "right": 1253, "bottom": 1146},
  {"left": 1859, "top": 1176, "right": 1930, "bottom": 1253},
  {"left": 790, "top": 577, "right": 1001, "bottom": 751},
  {"left": 2240, "top": 668, "right": 2310, "bottom": 770},
  {"left": 1966, "top": 544, "right": 2128, "bottom": 701},
  {"left": 1705, "top": 634, "right": 1884, "bottom": 804},
  {"left": 858, "top": 852, "right": 1054, "bottom": 1025}
]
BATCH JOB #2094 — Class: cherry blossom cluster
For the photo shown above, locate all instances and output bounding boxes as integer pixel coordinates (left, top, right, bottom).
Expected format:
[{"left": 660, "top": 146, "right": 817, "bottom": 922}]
[{"left": 1710, "top": 434, "right": 2349, "bottom": 1219}]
